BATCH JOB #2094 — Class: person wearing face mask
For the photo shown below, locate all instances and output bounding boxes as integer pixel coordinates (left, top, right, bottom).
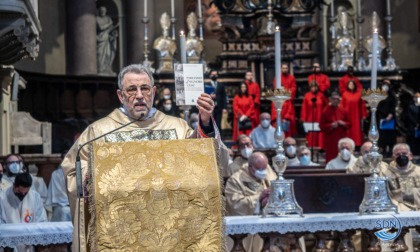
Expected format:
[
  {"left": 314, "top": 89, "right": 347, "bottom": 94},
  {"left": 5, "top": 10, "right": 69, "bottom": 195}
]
[
  {"left": 381, "top": 143, "right": 420, "bottom": 211},
  {"left": 297, "top": 146, "right": 320, "bottom": 166},
  {"left": 249, "top": 113, "right": 276, "bottom": 149},
  {"left": 225, "top": 152, "right": 277, "bottom": 252},
  {"left": 225, "top": 135, "right": 255, "bottom": 178},
  {"left": 320, "top": 92, "right": 351, "bottom": 163},
  {"left": 1, "top": 154, "right": 23, "bottom": 191},
  {"left": 347, "top": 141, "right": 388, "bottom": 174},
  {"left": 0, "top": 173, "right": 47, "bottom": 250},
  {"left": 207, "top": 69, "right": 227, "bottom": 131},
  {"left": 376, "top": 79, "right": 397, "bottom": 157},
  {"left": 156, "top": 88, "right": 180, "bottom": 117},
  {"left": 284, "top": 137, "right": 300, "bottom": 166},
  {"left": 326, "top": 137, "right": 357, "bottom": 170}
]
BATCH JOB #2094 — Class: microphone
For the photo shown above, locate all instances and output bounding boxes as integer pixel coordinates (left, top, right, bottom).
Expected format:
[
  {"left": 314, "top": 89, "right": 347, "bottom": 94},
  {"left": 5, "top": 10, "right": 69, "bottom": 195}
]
[{"left": 74, "top": 112, "right": 144, "bottom": 198}]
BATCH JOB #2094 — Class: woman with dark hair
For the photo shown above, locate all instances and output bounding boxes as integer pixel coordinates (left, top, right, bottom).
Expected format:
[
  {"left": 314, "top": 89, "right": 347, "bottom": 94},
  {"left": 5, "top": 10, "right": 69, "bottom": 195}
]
[
  {"left": 341, "top": 79, "right": 368, "bottom": 147},
  {"left": 301, "top": 80, "right": 328, "bottom": 148},
  {"left": 233, "top": 83, "right": 255, "bottom": 141}
]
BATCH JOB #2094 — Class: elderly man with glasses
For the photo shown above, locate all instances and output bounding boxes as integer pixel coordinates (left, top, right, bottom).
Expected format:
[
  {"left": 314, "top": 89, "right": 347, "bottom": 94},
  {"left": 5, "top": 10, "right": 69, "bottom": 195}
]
[{"left": 62, "top": 64, "right": 229, "bottom": 251}]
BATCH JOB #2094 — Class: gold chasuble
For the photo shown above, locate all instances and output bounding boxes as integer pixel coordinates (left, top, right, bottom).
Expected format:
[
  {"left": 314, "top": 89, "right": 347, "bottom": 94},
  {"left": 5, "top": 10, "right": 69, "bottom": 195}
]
[{"left": 88, "top": 138, "right": 224, "bottom": 251}]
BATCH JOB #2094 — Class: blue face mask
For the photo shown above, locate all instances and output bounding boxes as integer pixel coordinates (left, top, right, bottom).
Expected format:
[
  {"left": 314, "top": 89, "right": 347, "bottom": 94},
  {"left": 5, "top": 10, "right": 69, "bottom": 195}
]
[{"left": 300, "top": 155, "right": 310, "bottom": 165}]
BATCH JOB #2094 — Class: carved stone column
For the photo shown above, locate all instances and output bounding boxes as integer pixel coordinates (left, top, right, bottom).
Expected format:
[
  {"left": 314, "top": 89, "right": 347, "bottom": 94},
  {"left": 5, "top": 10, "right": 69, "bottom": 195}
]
[
  {"left": 66, "top": 0, "right": 97, "bottom": 75},
  {"left": 126, "top": 0, "right": 155, "bottom": 65}
]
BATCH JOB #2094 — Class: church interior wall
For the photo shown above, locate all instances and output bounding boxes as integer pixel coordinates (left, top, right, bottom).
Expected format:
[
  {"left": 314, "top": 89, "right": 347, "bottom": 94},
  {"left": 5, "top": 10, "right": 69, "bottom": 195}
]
[{"left": 14, "top": 0, "right": 66, "bottom": 75}]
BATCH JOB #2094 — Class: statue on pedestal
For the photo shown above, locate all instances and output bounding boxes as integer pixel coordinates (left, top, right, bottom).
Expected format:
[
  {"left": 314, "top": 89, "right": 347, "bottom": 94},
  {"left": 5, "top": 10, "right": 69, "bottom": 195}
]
[
  {"left": 335, "top": 10, "right": 356, "bottom": 71},
  {"left": 153, "top": 13, "right": 177, "bottom": 73},
  {"left": 96, "top": 6, "right": 118, "bottom": 76},
  {"left": 186, "top": 12, "right": 204, "bottom": 64}
]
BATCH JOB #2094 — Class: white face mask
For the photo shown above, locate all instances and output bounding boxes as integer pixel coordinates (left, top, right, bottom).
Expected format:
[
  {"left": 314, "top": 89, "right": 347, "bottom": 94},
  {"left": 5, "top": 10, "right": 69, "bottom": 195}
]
[
  {"left": 8, "top": 162, "right": 21, "bottom": 174},
  {"left": 164, "top": 104, "right": 172, "bottom": 111},
  {"left": 382, "top": 85, "right": 389, "bottom": 92},
  {"left": 164, "top": 95, "right": 171, "bottom": 100},
  {"left": 340, "top": 149, "right": 351, "bottom": 161},
  {"left": 261, "top": 119, "right": 270, "bottom": 129},
  {"left": 254, "top": 169, "right": 267, "bottom": 180},
  {"left": 241, "top": 147, "right": 253, "bottom": 159},
  {"left": 286, "top": 145, "right": 296, "bottom": 156}
]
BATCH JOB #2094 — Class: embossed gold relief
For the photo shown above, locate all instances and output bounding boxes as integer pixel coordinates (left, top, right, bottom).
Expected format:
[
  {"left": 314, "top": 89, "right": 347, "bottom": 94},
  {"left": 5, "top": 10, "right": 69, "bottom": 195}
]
[
  {"left": 91, "top": 139, "right": 223, "bottom": 251},
  {"left": 104, "top": 129, "right": 178, "bottom": 142}
]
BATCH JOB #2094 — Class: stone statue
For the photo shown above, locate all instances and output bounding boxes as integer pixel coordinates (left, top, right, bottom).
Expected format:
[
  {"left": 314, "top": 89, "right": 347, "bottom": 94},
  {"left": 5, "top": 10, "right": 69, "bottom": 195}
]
[
  {"left": 335, "top": 10, "right": 356, "bottom": 71},
  {"left": 96, "top": 6, "right": 118, "bottom": 75},
  {"left": 186, "top": 12, "right": 204, "bottom": 64},
  {"left": 153, "top": 12, "right": 177, "bottom": 73}
]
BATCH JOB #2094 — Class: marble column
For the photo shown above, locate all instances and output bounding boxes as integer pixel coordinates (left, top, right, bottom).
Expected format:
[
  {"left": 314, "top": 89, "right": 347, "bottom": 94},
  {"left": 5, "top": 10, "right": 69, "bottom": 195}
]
[
  {"left": 66, "top": 0, "right": 97, "bottom": 75},
  {"left": 126, "top": 0, "right": 155, "bottom": 65}
]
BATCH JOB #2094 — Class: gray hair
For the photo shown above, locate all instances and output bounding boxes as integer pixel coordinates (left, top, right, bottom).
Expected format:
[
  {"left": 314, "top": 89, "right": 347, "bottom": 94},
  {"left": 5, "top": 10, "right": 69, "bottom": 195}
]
[
  {"left": 297, "top": 145, "right": 311, "bottom": 156},
  {"left": 117, "top": 64, "right": 154, "bottom": 90},
  {"left": 236, "top": 134, "right": 253, "bottom": 146},
  {"left": 392, "top": 143, "right": 411, "bottom": 154},
  {"left": 338, "top": 137, "right": 355, "bottom": 150}
]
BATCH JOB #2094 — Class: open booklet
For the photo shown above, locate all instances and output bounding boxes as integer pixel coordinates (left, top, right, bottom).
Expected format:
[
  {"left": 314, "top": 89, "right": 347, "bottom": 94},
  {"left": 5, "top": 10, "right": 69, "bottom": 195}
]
[{"left": 302, "top": 122, "right": 321, "bottom": 133}]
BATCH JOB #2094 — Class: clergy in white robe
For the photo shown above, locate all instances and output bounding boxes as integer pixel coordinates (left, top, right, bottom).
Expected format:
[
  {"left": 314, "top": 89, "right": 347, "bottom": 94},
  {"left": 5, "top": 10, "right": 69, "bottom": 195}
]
[
  {"left": 46, "top": 166, "right": 71, "bottom": 221},
  {"left": 249, "top": 113, "right": 276, "bottom": 149},
  {"left": 225, "top": 135, "right": 254, "bottom": 178},
  {"left": 0, "top": 173, "right": 47, "bottom": 252},
  {"left": 326, "top": 137, "right": 357, "bottom": 170}
]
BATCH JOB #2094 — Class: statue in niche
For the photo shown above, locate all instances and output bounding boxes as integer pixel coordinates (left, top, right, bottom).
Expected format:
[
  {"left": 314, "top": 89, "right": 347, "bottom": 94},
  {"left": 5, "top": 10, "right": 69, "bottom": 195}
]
[
  {"left": 186, "top": 12, "right": 204, "bottom": 64},
  {"left": 96, "top": 6, "right": 118, "bottom": 75},
  {"left": 335, "top": 10, "right": 356, "bottom": 71},
  {"left": 153, "top": 12, "right": 177, "bottom": 73}
]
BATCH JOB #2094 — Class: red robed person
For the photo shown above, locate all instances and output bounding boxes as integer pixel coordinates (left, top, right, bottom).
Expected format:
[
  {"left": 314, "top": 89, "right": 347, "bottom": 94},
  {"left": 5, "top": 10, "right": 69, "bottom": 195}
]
[
  {"left": 320, "top": 92, "right": 351, "bottom": 163},
  {"left": 245, "top": 71, "right": 261, "bottom": 128},
  {"left": 233, "top": 83, "right": 256, "bottom": 141},
  {"left": 272, "top": 64, "right": 297, "bottom": 100},
  {"left": 339, "top": 66, "right": 362, "bottom": 95},
  {"left": 301, "top": 81, "right": 328, "bottom": 148},
  {"left": 307, "top": 63, "right": 330, "bottom": 93},
  {"left": 341, "top": 79, "right": 368, "bottom": 147}
]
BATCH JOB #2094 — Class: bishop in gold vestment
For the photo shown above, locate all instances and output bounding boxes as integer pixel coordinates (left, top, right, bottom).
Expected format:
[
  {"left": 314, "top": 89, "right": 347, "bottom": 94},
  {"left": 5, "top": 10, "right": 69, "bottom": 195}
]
[{"left": 62, "top": 64, "right": 228, "bottom": 251}]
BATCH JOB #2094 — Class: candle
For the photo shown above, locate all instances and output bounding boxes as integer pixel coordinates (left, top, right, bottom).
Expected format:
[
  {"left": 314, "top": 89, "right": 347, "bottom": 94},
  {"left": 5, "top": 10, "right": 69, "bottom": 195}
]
[
  {"left": 197, "top": 0, "right": 202, "bottom": 18},
  {"left": 171, "top": 0, "right": 175, "bottom": 18},
  {"left": 144, "top": 0, "right": 147, "bottom": 18},
  {"left": 330, "top": 0, "right": 335, "bottom": 17},
  {"left": 357, "top": 0, "right": 361, "bottom": 17},
  {"left": 371, "top": 29, "right": 378, "bottom": 90},
  {"left": 275, "top": 26, "right": 281, "bottom": 89},
  {"left": 180, "top": 30, "right": 187, "bottom": 63},
  {"left": 386, "top": 0, "right": 391, "bottom": 16}
]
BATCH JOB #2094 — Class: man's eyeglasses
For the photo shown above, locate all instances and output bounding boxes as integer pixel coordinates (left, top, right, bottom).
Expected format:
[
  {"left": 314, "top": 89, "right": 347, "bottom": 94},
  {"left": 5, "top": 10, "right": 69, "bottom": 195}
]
[
  {"left": 124, "top": 86, "right": 152, "bottom": 97},
  {"left": 6, "top": 161, "right": 22, "bottom": 165}
]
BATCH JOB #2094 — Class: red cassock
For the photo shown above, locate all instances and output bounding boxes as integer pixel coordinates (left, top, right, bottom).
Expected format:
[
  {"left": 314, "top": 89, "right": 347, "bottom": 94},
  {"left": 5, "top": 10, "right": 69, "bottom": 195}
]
[
  {"left": 339, "top": 74, "right": 362, "bottom": 95},
  {"left": 308, "top": 73, "right": 331, "bottom": 93},
  {"left": 233, "top": 94, "right": 256, "bottom": 141},
  {"left": 246, "top": 80, "right": 261, "bottom": 127},
  {"left": 341, "top": 91, "right": 368, "bottom": 146},
  {"left": 272, "top": 74, "right": 297, "bottom": 100},
  {"left": 300, "top": 91, "right": 328, "bottom": 148},
  {"left": 271, "top": 100, "right": 297, "bottom": 138},
  {"left": 319, "top": 105, "right": 351, "bottom": 163}
]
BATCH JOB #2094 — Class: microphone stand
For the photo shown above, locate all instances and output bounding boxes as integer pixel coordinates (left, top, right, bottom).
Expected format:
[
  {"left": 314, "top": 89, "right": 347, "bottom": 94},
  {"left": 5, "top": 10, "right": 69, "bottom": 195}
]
[{"left": 311, "top": 96, "right": 317, "bottom": 161}]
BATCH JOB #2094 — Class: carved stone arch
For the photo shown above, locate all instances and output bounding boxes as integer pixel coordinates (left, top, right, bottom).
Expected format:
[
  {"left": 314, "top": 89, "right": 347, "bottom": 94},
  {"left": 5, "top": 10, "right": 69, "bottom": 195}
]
[{"left": 96, "top": 0, "right": 124, "bottom": 75}]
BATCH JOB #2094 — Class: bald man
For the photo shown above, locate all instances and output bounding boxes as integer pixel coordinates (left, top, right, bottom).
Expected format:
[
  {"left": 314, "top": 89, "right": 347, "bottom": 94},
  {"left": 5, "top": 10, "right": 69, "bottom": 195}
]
[
  {"left": 249, "top": 112, "right": 276, "bottom": 149},
  {"left": 347, "top": 141, "right": 388, "bottom": 174}
]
